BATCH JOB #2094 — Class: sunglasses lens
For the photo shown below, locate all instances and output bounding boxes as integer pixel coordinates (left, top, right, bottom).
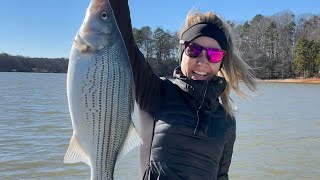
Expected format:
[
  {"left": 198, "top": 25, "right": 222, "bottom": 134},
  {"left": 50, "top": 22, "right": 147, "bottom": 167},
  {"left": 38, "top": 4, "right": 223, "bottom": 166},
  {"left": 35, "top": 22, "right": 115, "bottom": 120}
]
[
  {"left": 182, "top": 41, "right": 225, "bottom": 63},
  {"left": 185, "top": 43, "right": 202, "bottom": 58},
  {"left": 207, "top": 49, "right": 224, "bottom": 63}
]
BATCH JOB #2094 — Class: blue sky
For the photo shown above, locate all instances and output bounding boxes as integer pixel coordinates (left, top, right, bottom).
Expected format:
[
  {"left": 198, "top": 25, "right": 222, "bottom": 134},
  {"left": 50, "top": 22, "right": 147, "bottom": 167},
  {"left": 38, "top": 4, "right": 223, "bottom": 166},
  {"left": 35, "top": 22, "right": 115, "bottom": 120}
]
[{"left": 0, "top": 0, "right": 319, "bottom": 58}]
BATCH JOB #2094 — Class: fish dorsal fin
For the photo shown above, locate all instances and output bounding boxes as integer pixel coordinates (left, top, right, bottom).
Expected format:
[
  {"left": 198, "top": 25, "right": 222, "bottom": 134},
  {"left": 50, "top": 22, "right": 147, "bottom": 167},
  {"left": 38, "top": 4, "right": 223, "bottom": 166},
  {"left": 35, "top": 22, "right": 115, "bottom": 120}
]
[
  {"left": 64, "top": 133, "right": 90, "bottom": 166},
  {"left": 117, "top": 121, "right": 143, "bottom": 161}
]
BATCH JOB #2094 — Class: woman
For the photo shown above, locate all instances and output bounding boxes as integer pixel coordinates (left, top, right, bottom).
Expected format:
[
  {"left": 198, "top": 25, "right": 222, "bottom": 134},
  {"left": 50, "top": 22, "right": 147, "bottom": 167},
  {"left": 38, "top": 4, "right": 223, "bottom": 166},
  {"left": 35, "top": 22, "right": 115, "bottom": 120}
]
[{"left": 110, "top": 0, "right": 256, "bottom": 179}]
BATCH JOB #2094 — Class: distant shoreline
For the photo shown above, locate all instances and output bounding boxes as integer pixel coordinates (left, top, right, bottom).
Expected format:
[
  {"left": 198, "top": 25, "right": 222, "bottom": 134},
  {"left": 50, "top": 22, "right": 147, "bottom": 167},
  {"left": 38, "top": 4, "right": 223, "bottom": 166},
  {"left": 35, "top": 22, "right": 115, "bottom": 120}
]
[{"left": 259, "top": 78, "right": 320, "bottom": 84}]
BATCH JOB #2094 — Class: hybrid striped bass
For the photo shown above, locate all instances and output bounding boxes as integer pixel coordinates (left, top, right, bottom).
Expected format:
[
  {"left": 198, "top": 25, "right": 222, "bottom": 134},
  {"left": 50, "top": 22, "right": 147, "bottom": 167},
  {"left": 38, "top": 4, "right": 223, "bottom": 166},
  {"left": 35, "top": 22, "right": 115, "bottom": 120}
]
[{"left": 64, "top": 0, "right": 142, "bottom": 180}]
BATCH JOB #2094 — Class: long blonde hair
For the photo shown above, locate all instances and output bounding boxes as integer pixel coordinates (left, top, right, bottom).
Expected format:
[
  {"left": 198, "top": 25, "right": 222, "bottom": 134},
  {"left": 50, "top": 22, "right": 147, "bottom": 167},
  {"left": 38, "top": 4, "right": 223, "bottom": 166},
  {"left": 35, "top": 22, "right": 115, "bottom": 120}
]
[{"left": 179, "top": 10, "right": 257, "bottom": 117}]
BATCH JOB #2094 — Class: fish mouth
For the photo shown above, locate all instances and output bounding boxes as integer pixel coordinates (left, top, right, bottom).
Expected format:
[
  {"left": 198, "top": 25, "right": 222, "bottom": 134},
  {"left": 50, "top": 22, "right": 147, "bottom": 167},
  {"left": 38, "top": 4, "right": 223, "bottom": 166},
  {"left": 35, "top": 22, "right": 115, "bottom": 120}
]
[
  {"left": 75, "top": 20, "right": 114, "bottom": 53},
  {"left": 75, "top": 32, "right": 107, "bottom": 52}
]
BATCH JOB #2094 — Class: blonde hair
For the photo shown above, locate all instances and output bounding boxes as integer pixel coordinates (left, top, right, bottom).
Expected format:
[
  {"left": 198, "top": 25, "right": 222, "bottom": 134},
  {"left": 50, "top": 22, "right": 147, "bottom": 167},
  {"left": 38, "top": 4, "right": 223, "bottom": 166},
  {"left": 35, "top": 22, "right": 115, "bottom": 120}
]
[{"left": 179, "top": 10, "right": 257, "bottom": 117}]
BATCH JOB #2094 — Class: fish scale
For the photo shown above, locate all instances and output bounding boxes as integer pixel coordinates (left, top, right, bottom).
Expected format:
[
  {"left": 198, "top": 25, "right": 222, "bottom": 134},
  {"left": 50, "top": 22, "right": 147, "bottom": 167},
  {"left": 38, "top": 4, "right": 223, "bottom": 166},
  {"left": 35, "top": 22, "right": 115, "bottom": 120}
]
[
  {"left": 64, "top": 0, "right": 142, "bottom": 179},
  {"left": 89, "top": 48, "right": 129, "bottom": 178}
]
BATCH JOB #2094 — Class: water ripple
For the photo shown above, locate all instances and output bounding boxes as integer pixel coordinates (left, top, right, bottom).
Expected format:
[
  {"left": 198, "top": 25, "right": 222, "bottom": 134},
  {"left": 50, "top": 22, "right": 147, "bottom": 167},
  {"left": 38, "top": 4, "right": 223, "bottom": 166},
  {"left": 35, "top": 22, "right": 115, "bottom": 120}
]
[{"left": 1, "top": 72, "right": 320, "bottom": 179}]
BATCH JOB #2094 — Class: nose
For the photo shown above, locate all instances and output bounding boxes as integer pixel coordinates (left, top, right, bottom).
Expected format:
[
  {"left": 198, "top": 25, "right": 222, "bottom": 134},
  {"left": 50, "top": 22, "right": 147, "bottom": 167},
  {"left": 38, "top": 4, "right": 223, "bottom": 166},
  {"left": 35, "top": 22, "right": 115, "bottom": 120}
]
[{"left": 196, "top": 50, "right": 208, "bottom": 64}]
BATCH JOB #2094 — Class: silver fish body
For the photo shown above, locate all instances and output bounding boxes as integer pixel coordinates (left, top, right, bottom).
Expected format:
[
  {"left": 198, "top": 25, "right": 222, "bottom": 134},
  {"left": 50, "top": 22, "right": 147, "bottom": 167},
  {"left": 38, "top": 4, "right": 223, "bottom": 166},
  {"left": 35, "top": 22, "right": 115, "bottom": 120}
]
[{"left": 64, "top": 0, "right": 141, "bottom": 180}]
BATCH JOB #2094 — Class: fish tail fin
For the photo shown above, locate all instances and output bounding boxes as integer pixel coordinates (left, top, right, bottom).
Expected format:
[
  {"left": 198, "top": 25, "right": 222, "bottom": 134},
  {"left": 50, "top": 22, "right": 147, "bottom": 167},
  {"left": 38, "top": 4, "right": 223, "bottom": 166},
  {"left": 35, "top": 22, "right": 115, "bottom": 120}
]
[
  {"left": 117, "top": 121, "right": 143, "bottom": 161},
  {"left": 64, "top": 133, "right": 90, "bottom": 166}
]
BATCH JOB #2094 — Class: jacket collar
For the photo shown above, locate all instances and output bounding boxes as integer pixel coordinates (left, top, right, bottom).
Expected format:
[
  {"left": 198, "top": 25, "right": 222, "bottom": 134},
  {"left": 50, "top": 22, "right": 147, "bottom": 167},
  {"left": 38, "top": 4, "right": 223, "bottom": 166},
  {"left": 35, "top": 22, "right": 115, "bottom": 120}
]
[{"left": 172, "top": 67, "right": 226, "bottom": 111}]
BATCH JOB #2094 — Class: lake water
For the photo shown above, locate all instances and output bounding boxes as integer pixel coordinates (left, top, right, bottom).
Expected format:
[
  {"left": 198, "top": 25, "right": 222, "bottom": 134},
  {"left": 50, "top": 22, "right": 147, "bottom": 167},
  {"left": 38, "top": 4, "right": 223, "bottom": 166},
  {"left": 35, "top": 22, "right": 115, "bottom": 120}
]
[{"left": 0, "top": 72, "right": 319, "bottom": 180}]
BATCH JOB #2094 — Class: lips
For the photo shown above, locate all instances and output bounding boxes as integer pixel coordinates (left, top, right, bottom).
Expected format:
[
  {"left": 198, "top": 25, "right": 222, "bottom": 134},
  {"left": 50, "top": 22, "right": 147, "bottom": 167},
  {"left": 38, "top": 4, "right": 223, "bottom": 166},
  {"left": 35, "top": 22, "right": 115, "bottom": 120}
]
[
  {"left": 191, "top": 70, "right": 209, "bottom": 80},
  {"left": 193, "top": 71, "right": 208, "bottom": 76}
]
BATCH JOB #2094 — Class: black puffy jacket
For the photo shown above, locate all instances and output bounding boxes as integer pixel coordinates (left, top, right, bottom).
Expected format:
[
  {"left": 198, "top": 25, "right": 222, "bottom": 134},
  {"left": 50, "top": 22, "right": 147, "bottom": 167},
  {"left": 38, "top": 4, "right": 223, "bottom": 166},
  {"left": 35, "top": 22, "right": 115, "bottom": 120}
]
[
  {"left": 109, "top": 1, "right": 236, "bottom": 179},
  {"left": 145, "top": 70, "right": 236, "bottom": 180}
]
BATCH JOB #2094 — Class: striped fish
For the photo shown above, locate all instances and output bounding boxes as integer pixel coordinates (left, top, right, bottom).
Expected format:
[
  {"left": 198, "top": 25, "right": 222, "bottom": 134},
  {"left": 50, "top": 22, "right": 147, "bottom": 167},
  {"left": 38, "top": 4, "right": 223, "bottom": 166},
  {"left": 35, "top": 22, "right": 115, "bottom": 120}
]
[{"left": 64, "top": 0, "right": 142, "bottom": 180}]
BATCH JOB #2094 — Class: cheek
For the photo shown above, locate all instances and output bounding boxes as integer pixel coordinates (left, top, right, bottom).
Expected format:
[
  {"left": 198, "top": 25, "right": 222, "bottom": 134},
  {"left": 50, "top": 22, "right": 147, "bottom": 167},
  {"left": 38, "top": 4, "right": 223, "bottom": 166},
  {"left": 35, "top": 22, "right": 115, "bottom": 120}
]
[
  {"left": 180, "top": 54, "right": 192, "bottom": 74},
  {"left": 209, "top": 62, "right": 222, "bottom": 75}
]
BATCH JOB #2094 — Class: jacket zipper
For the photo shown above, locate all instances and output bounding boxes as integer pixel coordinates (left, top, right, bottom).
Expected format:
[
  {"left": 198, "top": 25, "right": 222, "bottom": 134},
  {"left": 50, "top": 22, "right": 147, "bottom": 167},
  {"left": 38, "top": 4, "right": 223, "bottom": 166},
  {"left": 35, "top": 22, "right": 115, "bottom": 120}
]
[{"left": 193, "top": 80, "right": 209, "bottom": 135}]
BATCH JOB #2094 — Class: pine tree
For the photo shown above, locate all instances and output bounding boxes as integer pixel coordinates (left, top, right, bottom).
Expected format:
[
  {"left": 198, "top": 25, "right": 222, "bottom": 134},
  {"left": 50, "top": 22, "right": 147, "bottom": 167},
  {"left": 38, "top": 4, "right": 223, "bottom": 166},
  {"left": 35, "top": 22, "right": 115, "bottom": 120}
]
[{"left": 293, "top": 37, "right": 309, "bottom": 77}]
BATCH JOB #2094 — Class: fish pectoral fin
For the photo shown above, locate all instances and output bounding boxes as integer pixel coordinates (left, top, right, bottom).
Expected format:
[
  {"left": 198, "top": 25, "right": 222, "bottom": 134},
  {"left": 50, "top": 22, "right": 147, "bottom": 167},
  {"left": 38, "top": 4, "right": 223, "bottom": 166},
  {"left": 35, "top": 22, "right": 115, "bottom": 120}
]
[
  {"left": 64, "top": 133, "right": 90, "bottom": 166},
  {"left": 117, "top": 121, "right": 143, "bottom": 161}
]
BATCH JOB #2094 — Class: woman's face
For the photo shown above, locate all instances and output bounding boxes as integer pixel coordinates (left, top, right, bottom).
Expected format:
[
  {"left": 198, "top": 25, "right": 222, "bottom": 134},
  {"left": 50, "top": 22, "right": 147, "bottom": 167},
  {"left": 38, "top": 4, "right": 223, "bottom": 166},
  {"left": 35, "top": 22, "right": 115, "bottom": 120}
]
[{"left": 180, "top": 36, "right": 223, "bottom": 80}]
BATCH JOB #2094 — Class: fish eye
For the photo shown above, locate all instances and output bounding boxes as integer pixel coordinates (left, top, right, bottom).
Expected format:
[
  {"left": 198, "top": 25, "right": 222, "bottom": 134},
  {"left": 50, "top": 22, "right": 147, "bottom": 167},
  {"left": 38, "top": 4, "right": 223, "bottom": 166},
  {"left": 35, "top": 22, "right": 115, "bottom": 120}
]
[{"left": 101, "top": 12, "right": 108, "bottom": 20}]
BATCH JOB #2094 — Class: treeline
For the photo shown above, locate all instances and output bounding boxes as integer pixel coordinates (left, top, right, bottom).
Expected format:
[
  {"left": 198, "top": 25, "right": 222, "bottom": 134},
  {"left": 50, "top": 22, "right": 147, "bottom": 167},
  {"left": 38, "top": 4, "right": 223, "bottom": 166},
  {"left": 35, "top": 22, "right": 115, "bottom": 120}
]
[
  {"left": 1, "top": 11, "right": 319, "bottom": 78},
  {"left": 0, "top": 53, "right": 68, "bottom": 73},
  {"left": 132, "top": 26, "right": 179, "bottom": 76},
  {"left": 132, "top": 12, "right": 320, "bottom": 79},
  {"left": 0, "top": 52, "right": 177, "bottom": 76},
  {"left": 230, "top": 12, "right": 320, "bottom": 79}
]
